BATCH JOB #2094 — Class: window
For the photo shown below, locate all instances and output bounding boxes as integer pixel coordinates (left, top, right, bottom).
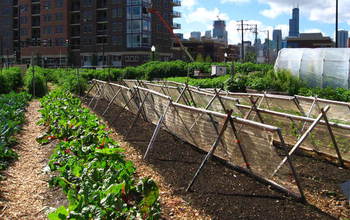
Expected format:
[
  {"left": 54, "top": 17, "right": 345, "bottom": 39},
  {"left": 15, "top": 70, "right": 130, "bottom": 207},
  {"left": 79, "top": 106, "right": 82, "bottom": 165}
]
[
  {"left": 83, "top": 24, "right": 93, "bottom": 33},
  {"left": 127, "top": 6, "right": 141, "bottom": 19},
  {"left": 111, "top": 8, "right": 122, "bottom": 18},
  {"left": 55, "top": 0, "right": 64, "bottom": 8},
  {"left": 82, "top": 0, "right": 93, "bottom": 7},
  {"left": 126, "top": 0, "right": 151, "bottom": 48},
  {"left": 43, "top": 1, "right": 51, "bottom": 10},
  {"left": 82, "top": 11, "right": 93, "bottom": 21},
  {"left": 55, "top": 12, "right": 63, "bottom": 21},
  {"left": 55, "top": 25, "right": 64, "bottom": 33},
  {"left": 111, "top": 35, "right": 122, "bottom": 45}
]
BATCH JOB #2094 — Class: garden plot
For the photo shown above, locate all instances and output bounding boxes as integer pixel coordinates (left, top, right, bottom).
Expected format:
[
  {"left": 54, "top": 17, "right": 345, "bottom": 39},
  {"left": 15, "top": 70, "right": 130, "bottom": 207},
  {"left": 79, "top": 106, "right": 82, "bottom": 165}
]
[
  {"left": 87, "top": 79, "right": 350, "bottom": 204},
  {"left": 86, "top": 81, "right": 350, "bottom": 218}
]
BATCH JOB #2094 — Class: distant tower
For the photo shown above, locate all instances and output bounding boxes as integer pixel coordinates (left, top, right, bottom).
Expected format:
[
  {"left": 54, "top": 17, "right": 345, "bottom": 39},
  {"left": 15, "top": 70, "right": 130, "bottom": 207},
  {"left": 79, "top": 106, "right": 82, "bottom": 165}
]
[
  {"left": 190, "top": 31, "right": 201, "bottom": 40},
  {"left": 213, "top": 20, "right": 228, "bottom": 45},
  {"left": 338, "top": 30, "right": 349, "bottom": 48},
  {"left": 273, "top": 29, "right": 282, "bottom": 51},
  {"left": 205, "top": 30, "right": 211, "bottom": 39},
  {"left": 289, "top": 7, "right": 300, "bottom": 37}
]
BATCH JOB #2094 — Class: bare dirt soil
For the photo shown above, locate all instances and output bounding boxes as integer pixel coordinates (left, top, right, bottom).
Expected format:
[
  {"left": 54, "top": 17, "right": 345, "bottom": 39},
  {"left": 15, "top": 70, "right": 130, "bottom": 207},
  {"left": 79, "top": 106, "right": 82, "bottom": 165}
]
[
  {"left": 0, "top": 100, "right": 67, "bottom": 219},
  {"left": 88, "top": 97, "right": 350, "bottom": 220}
]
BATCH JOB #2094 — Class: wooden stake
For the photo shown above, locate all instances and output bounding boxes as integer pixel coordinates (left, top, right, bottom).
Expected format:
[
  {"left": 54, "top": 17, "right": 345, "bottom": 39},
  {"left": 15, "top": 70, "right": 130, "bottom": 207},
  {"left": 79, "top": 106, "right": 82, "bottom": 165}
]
[
  {"left": 186, "top": 110, "right": 233, "bottom": 192},
  {"left": 272, "top": 106, "right": 330, "bottom": 176},
  {"left": 320, "top": 108, "right": 344, "bottom": 167},
  {"left": 102, "top": 88, "right": 122, "bottom": 116},
  {"left": 144, "top": 99, "right": 172, "bottom": 159},
  {"left": 125, "top": 92, "right": 150, "bottom": 139}
]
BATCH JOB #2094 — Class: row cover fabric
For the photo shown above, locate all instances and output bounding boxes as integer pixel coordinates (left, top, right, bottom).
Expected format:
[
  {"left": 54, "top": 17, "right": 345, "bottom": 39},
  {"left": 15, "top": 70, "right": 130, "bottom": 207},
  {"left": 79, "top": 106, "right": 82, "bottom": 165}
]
[{"left": 275, "top": 48, "right": 350, "bottom": 89}]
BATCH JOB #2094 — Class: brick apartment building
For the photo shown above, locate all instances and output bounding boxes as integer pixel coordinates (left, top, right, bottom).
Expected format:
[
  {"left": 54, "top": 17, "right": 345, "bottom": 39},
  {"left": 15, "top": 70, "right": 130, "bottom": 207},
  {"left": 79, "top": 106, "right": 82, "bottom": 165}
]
[{"left": 0, "top": 0, "right": 181, "bottom": 67}]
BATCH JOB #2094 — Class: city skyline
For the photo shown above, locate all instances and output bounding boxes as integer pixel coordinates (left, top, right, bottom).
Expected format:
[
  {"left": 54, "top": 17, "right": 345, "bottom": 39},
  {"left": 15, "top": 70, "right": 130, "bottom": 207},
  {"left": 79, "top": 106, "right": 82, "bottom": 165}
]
[{"left": 176, "top": 0, "right": 350, "bottom": 44}]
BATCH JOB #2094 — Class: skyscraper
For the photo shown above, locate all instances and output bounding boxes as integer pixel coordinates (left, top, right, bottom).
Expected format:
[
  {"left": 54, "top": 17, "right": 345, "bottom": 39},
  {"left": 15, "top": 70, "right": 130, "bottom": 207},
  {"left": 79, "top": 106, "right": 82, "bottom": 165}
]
[
  {"left": 205, "top": 30, "right": 212, "bottom": 39},
  {"left": 289, "top": 8, "right": 300, "bottom": 37},
  {"left": 273, "top": 29, "right": 282, "bottom": 51},
  {"left": 190, "top": 32, "right": 201, "bottom": 40},
  {"left": 213, "top": 20, "right": 228, "bottom": 45},
  {"left": 338, "top": 30, "right": 349, "bottom": 48}
]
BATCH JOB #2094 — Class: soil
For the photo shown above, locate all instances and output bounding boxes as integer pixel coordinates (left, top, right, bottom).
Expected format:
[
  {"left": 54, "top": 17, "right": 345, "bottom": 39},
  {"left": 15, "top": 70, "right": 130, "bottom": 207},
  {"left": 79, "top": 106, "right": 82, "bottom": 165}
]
[
  {"left": 0, "top": 100, "right": 67, "bottom": 219},
  {"left": 87, "top": 97, "right": 350, "bottom": 220}
]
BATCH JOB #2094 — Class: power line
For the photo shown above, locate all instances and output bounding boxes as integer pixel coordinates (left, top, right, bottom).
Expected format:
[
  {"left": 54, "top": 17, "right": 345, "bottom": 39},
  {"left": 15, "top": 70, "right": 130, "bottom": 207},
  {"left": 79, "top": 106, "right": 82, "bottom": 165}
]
[{"left": 236, "top": 21, "right": 257, "bottom": 61}]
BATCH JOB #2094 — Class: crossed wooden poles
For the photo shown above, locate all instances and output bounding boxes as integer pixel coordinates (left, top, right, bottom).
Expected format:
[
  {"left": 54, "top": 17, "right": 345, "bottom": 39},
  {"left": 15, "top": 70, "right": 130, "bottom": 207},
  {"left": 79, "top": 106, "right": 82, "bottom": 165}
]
[{"left": 85, "top": 79, "right": 348, "bottom": 202}]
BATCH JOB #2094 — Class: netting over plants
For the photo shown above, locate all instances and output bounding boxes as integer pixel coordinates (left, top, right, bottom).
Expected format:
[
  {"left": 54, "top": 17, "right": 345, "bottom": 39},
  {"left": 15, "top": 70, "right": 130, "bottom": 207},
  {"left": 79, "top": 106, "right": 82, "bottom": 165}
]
[{"left": 87, "top": 79, "right": 350, "bottom": 201}]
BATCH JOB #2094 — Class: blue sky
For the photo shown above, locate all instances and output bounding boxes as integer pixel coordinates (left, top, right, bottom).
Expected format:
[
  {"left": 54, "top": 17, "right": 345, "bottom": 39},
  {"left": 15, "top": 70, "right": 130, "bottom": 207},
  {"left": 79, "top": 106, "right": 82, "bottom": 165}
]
[{"left": 174, "top": 0, "right": 350, "bottom": 44}]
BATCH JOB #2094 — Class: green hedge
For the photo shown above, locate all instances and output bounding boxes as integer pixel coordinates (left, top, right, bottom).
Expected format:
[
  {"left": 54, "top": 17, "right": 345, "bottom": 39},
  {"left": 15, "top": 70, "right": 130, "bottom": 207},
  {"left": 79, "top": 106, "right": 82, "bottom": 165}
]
[{"left": 44, "top": 61, "right": 273, "bottom": 83}]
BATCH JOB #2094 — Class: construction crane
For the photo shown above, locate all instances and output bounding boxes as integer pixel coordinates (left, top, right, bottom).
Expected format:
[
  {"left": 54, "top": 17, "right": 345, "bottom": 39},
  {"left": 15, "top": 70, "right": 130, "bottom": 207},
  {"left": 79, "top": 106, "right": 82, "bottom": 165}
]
[{"left": 146, "top": 7, "right": 195, "bottom": 62}]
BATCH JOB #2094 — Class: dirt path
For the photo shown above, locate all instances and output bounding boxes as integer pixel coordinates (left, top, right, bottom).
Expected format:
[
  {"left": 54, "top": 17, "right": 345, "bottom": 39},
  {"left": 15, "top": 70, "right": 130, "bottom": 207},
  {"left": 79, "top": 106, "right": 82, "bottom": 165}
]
[{"left": 0, "top": 100, "right": 54, "bottom": 219}]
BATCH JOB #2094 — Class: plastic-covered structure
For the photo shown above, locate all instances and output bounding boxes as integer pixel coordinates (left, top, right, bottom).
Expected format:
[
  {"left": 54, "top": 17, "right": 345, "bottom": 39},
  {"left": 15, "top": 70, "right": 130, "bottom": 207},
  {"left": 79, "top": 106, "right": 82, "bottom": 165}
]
[{"left": 274, "top": 48, "right": 350, "bottom": 89}]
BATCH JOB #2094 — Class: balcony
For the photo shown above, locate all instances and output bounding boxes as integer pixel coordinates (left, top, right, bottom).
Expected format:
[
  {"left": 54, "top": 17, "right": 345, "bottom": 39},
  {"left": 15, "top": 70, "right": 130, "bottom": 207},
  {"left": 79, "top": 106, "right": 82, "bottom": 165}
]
[
  {"left": 172, "top": 0, "right": 181, "bottom": 7},
  {"left": 171, "top": 11, "right": 181, "bottom": 18},
  {"left": 172, "top": 23, "right": 181, "bottom": 29}
]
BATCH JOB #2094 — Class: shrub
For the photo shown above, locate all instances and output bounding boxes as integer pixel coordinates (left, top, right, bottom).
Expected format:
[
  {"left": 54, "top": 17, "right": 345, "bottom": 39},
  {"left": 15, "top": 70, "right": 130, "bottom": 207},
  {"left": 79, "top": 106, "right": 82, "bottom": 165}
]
[
  {"left": 224, "top": 74, "right": 248, "bottom": 92},
  {"left": 24, "top": 67, "right": 48, "bottom": 97},
  {"left": 60, "top": 73, "right": 88, "bottom": 96},
  {"left": 0, "top": 67, "right": 23, "bottom": 93}
]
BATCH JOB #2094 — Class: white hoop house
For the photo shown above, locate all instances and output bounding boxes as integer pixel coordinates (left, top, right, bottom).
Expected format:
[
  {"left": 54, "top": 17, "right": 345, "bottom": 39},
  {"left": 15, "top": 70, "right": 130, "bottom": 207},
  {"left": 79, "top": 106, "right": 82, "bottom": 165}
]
[{"left": 274, "top": 48, "right": 350, "bottom": 89}]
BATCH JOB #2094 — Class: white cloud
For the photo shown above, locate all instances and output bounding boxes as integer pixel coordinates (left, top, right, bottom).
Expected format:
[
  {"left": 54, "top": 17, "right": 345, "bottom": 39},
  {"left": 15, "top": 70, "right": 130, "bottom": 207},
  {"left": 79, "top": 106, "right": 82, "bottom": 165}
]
[
  {"left": 184, "top": 8, "right": 230, "bottom": 24},
  {"left": 220, "top": 0, "right": 250, "bottom": 3},
  {"left": 182, "top": 0, "right": 197, "bottom": 9},
  {"left": 259, "top": 0, "right": 350, "bottom": 25}
]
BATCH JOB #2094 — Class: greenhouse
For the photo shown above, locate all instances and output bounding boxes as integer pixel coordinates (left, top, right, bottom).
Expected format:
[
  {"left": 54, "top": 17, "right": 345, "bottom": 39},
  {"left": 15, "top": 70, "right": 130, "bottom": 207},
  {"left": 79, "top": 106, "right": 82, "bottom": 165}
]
[{"left": 275, "top": 48, "right": 350, "bottom": 89}]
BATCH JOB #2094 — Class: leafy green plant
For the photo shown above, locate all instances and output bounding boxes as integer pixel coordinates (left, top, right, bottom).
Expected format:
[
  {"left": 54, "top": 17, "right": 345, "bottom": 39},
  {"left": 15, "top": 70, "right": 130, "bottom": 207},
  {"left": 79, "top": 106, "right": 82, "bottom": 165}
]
[
  {"left": 24, "top": 66, "right": 48, "bottom": 97},
  {"left": 0, "top": 92, "right": 31, "bottom": 170},
  {"left": 38, "top": 90, "right": 161, "bottom": 219},
  {"left": 0, "top": 67, "right": 23, "bottom": 94},
  {"left": 59, "top": 72, "right": 87, "bottom": 96}
]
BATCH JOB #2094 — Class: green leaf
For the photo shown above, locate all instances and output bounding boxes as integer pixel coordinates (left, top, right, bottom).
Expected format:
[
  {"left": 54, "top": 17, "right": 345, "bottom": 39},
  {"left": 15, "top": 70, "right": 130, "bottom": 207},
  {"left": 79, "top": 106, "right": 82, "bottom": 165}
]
[
  {"left": 48, "top": 206, "right": 69, "bottom": 220},
  {"left": 95, "top": 147, "right": 124, "bottom": 155}
]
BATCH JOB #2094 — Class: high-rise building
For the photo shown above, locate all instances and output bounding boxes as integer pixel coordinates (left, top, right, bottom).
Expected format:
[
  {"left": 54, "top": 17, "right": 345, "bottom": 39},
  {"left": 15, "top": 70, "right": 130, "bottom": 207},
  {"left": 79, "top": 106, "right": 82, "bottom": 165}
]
[
  {"left": 273, "top": 29, "right": 282, "bottom": 51},
  {"left": 205, "top": 30, "right": 211, "bottom": 39},
  {"left": 190, "top": 31, "right": 201, "bottom": 40},
  {"left": 289, "top": 8, "right": 299, "bottom": 37},
  {"left": 213, "top": 20, "right": 228, "bottom": 45},
  {"left": 0, "top": 1, "right": 16, "bottom": 66},
  {"left": 337, "top": 30, "right": 349, "bottom": 48},
  {"left": 0, "top": 0, "right": 180, "bottom": 67}
]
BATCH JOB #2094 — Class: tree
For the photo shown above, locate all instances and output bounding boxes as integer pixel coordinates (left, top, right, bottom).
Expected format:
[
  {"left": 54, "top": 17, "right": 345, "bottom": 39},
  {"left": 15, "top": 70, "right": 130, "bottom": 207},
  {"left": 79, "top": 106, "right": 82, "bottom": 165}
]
[
  {"left": 245, "top": 52, "right": 257, "bottom": 63},
  {"left": 205, "top": 55, "right": 212, "bottom": 63},
  {"left": 195, "top": 53, "right": 204, "bottom": 62}
]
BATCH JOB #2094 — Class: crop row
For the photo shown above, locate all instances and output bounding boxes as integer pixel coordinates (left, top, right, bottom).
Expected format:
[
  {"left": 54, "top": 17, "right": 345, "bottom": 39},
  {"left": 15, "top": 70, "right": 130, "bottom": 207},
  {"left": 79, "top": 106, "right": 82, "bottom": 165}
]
[
  {"left": 0, "top": 92, "right": 31, "bottom": 171},
  {"left": 37, "top": 90, "right": 160, "bottom": 219}
]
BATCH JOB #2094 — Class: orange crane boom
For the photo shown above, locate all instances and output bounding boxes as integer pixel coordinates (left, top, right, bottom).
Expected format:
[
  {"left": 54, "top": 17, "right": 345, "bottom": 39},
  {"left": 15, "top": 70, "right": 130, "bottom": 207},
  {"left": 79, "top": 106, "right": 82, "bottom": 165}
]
[{"left": 147, "top": 8, "right": 194, "bottom": 62}]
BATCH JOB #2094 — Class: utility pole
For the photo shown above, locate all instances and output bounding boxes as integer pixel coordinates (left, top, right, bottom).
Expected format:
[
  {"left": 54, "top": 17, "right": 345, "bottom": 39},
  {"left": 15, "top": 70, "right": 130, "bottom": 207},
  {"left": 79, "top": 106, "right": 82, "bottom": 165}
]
[
  {"left": 335, "top": 0, "right": 339, "bottom": 48},
  {"left": 267, "top": 30, "right": 270, "bottom": 64},
  {"left": 237, "top": 20, "right": 257, "bottom": 62},
  {"left": 241, "top": 20, "right": 244, "bottom": 61}
]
